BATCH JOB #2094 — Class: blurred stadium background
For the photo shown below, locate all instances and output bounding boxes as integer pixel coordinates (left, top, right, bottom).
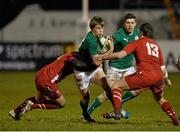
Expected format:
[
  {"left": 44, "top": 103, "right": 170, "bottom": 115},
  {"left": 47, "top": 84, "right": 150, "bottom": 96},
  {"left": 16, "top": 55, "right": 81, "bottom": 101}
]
[
  {"left": 1, "top": 1, "right": 180, "bottom": 131},
  {"left": 0, "top": 0, "right": 180, "bottom": 71}
]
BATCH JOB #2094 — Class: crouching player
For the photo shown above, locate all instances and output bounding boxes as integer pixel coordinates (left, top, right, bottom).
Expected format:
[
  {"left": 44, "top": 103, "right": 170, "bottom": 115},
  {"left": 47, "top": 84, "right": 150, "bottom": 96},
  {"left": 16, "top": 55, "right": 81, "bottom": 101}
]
[{"left": 9, "top": 52, "right": 78, "bottom": 120}]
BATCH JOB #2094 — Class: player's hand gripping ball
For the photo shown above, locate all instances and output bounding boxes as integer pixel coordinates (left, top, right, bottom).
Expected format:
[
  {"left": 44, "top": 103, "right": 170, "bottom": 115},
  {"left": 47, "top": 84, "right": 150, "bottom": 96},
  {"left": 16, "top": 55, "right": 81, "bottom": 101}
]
[{"left": 99, "top": 36, "right": 111, "bottom": 54}]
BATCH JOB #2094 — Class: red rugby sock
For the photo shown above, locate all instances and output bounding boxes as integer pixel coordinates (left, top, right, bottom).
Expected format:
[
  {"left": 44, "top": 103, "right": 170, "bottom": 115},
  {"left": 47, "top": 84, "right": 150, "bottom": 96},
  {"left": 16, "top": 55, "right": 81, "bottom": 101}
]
[
  {"left": 112, "top": 88, "right": 122, "bottom": 114},
  {"left": 32, "top": 104, "right": 59, "bottom": 109},
  {"left": 161, "top": 101, "right": 180, "bottom": 125}
]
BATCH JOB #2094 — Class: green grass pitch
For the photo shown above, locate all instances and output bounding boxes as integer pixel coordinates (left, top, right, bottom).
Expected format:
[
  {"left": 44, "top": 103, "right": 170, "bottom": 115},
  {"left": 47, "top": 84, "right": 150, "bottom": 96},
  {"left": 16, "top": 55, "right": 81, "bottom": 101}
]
[{"left": 0, "top": 72, "right": 180, "bottom": 131}]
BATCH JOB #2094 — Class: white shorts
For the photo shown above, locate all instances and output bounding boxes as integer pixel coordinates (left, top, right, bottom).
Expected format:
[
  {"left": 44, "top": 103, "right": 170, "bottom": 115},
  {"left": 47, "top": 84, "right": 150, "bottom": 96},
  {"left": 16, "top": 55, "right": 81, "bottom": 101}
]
[
  {"left": 74, "top": 66, "right": 104, "bottom": 90},
  {"left": 106, "top": 66, "right": 136, "bottom": 80}
]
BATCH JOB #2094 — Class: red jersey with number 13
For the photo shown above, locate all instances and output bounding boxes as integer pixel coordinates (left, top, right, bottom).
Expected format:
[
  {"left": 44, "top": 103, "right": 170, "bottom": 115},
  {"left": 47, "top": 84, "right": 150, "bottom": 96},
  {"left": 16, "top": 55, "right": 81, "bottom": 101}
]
[{"left": 123, "top": 36, "right": 164, "bottom": 71}]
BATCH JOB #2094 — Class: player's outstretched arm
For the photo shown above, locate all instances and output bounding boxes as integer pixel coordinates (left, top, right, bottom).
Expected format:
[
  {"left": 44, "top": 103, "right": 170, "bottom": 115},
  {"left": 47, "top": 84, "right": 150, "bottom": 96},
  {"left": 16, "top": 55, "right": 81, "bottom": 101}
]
[
  {"left": 100, "top": 50, "right": 127, "bottom": 61},
  {"left": 161, "top": 65, "right": 172, "bottom": 88}
]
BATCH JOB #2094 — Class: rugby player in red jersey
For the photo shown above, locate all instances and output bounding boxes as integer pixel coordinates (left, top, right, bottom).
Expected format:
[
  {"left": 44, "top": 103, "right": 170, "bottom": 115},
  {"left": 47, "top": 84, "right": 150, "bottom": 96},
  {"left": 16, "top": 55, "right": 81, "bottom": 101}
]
[
  {"left": 9, "top": 52, "right": 78, "bottom": 120},
  {"left": 100, "top": 23, "right": 180, "bottom": 125}
]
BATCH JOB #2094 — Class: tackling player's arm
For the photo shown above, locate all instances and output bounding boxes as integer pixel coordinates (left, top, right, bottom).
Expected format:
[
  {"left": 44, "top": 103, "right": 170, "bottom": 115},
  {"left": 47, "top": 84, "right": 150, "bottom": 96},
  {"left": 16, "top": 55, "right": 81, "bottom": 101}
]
[
  {"left": 89, "top": 36, "right": 114, "bottom": 66},
  {"left": 161, "top": 65, "right": 172, "bottom": 88},
  {"left": 159, "top": 47, "right": 172, "bottom": 88},
  {"left": 102, "top": 50, "right": 127, "bottom": 60},
  {"left": 100, "top": 39, "right": 137, "bottom": 61},
  {"left": 92, "top": 44, "right": 114, "bottom": 66}
]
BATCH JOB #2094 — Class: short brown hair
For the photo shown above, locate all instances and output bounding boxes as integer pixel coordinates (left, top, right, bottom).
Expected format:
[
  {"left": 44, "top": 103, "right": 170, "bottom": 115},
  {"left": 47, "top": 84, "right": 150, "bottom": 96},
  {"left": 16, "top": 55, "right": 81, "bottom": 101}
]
[
  {"left": 123, "top": 13, "right": 136, "bottom": 22},
  {"left": 89, "top": 16, "right": 104, "bottom": 29},
  {"left": 140, "top": 23, "right": 153, "bottom": 38}
]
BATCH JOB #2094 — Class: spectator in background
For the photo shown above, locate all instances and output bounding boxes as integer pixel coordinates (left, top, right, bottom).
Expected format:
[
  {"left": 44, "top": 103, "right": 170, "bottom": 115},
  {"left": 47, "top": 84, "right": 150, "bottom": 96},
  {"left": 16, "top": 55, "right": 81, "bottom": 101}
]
[
  {"left": 173, "top": 4, "right": 180, "bottom": 24},
  {"left": 176, "top": 58, "right": 180, "bottom": 71}
]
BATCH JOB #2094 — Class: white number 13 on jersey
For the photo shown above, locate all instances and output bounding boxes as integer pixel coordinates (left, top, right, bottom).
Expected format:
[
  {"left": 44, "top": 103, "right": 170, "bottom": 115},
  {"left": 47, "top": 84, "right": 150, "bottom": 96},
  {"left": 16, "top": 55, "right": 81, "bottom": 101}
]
[{"left": 146, "top": 42, "right": 159, "bottom": 58}]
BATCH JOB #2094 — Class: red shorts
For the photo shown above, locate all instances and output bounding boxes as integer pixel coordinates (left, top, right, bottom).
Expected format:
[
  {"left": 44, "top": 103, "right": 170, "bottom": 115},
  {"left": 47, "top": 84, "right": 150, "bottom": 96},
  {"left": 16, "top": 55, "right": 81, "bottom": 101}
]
[
  {"left": 35, "top": 68, "right": 62, "bottom": 100},
  {"left": 125, "top": 69, "right": 164, "bottom": 94}
]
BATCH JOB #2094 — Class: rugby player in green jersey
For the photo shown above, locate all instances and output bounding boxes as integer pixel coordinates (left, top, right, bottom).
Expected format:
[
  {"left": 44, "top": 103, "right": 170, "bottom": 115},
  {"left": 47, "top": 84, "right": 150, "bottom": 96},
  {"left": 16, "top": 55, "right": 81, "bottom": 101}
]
[
  {"left": 88, "top": 13, "right": 172, "bottom": 119},
  {"left": 73, "top": 16, "right": 114, "bottom": 122},
  {"left": 87, "top": 13, "right": 142, "bottom": 118}
]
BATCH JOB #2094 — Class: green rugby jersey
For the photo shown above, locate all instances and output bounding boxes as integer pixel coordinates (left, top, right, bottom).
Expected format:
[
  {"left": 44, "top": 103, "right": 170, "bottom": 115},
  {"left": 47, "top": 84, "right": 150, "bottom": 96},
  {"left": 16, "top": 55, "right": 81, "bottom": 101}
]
[
  {"left": 78, "top": 31, "right": 101, "bottom": 69},
  {"left": 109, "top": 27, "right": 140, "bottom": 69}
]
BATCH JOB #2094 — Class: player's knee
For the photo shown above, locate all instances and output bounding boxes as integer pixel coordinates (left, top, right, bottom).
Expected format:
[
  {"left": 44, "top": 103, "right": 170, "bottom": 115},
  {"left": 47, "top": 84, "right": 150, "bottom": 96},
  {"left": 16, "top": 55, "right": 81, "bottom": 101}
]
[
  {"left": 60, "top": 99, "right": 66, "bottom": 107},
  {"left": 80, "top": 89, "right": 90, "bottom": 104},
  {"left": 131, "top": 89, "right": 143, "bottom": 96},
  {"left": 96, "top": 70, "right": 106, "bottom": 79},
  {"left": 107, "top": 79, "right": 116, "bottom": 88},
  {"left": 56, "top": 96, "right": 66, "bottom": 108},
  {"left": 158, "top": 97, "right": 167, "bottom": 105},
  {"left": 98, "top": 93, "right": 108, "bottom": 102},
  {"left": 81, "top": 89, "right": 89, "bottom": 97}
]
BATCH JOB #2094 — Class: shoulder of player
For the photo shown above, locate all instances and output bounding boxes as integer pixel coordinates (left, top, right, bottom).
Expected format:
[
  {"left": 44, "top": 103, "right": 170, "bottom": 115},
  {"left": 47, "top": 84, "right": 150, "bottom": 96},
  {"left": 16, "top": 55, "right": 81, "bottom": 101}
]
[
  {"left": 82, "top": 32, "right": 97, "bottom": 46},
  {"left": 127, "top": 37, "right": 142, "bottom": 46},
  {"left": 114, "top": 28, "right": 124, "bottom": 35},
  {"left": 136, "top": 36, "right": 156, "bottom": 46},
  {"left": 145, "top": 37, "right": 159, "bottom": 46},
  {"left": 113, "top": 28, "right": 126, "bottom": 39},
  {"left": 86, "top": 32, "right": 97, "bottom": 41}
]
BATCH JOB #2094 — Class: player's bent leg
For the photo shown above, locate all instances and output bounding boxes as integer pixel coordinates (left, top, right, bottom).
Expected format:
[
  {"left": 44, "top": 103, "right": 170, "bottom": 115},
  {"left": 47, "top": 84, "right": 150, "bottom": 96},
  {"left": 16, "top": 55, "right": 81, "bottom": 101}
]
[
  {"left": 111, "top": 87, "right": 122, "bottom": 119},
  {"left": 91, "top": 69, "right": 115, "bottom": 111},
  {"left": 90, "top": 72, "right": 131, "bottom": 119},
  {"left": 9, "top": 94, "right": 39, "bottom": 121},
  {"left": 160, "top": 100, "right": 180, "bottom": 126},
  {"left": 9, "top": 99, "right": 34, "bottom": 120},
  {"left": 30, "top": 89, "right": 66, "bottom": 109},
  {"left": 31, "top": 97, "right": 65, "bottom": 109},
  {"left": 94, "top": 76, "right": 113, "bottom": 104},
  {"left": 21, "top": 100, "right": 34, "bottom": 115},
  {"left": 79, "top": 89, "right": 95, "bottom": 122},
  {"left": 122, "top": 89, "right": 144, "bottom": 104},
  {"left": 88, "top": 92, "right": 108, "bottom": 115},
  {"left": 92, "top": 69, "right": 113, "bottom": 103},
  {"left": 91, "top": 69, "right": 106, "bottom": 87},
  {"left": 56, "top": 95, "right": 65, "bottom": 107},
  {"left": 74, "top": 70, "right": 95, "bottom": 122},
  {"left": 9, "top": 109, "right": 21, "bottom": 120},
  {"left": 109, "top": 78, "right": 131, "bottom": 120},
  {"left": 152, "top": 92, "right": 180, "bottom": 126}
]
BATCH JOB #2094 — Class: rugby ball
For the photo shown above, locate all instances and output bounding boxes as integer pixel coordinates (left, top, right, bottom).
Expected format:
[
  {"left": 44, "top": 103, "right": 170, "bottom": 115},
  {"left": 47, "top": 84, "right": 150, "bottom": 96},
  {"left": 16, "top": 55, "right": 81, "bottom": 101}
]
[{"left": 99, "top": 36, "right": 110, "bottom": 54}]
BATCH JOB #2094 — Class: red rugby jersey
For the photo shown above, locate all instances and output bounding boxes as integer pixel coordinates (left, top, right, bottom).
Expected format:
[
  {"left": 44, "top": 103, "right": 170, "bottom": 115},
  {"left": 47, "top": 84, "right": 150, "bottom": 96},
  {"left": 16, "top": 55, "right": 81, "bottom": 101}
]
[
  {"left": 123, "top": 36, "right": 164, "bottom": 71},
  {"left": 39, "top": 52, "right": 77, "bottom": 83}
]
